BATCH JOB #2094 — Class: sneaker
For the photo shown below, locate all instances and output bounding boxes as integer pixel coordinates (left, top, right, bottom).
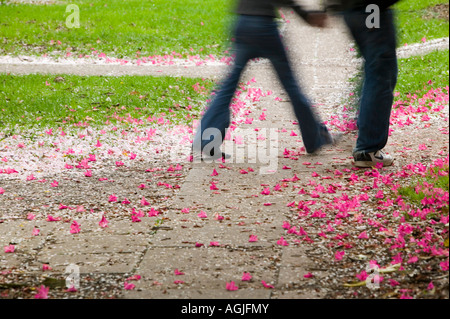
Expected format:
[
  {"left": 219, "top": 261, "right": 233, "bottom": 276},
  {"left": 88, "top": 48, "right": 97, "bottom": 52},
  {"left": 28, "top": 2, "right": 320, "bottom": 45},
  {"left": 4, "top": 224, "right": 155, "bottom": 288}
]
[{"left": 353, "top": 150, "right": 394, "bottom": 168}]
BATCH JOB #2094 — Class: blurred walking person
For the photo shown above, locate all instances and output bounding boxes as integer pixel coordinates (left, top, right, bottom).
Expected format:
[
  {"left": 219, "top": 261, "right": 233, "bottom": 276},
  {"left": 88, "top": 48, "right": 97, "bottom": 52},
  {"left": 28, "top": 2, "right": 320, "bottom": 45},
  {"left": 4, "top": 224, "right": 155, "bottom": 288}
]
[{"left": 193, "top": 0, "right": 337, "bottom": 161}]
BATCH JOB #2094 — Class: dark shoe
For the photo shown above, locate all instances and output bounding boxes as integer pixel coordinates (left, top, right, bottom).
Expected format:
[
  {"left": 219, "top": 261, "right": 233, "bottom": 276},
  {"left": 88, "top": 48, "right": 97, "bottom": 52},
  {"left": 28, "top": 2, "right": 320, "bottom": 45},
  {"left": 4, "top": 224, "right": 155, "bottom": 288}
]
[
  {"left": 353, "top": 149, "right": 394, "bottom": 168},
  {"left": 191, "top": 147, "right": 230, "bottom": 162}
]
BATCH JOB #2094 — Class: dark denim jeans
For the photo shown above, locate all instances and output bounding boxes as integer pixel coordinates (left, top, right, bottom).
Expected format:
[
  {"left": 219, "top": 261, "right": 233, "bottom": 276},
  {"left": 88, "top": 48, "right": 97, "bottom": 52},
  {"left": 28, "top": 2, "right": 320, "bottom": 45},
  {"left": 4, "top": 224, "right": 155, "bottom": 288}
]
[
  {"left": 343, "top": 8, "right": 398, "bottom": 154},
  {"left": 193, "top": 14, "right": 330, "bottom": 155}
]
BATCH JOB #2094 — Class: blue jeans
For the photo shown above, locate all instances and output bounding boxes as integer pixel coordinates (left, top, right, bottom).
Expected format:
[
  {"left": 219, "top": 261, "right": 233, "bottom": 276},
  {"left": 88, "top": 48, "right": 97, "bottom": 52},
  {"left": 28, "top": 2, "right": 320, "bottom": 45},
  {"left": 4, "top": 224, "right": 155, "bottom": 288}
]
[
  {"left": 193, "top": 15, "right": 330, "bottom": 154},
  {"left": 343, "top": 8, "right": 398, "bottom": 154}
]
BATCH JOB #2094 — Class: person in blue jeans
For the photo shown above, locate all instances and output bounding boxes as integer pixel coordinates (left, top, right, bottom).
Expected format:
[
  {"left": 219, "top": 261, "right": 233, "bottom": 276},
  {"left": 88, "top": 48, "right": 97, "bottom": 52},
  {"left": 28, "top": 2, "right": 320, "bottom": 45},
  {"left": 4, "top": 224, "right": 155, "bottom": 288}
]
[
  {"left": 192, "top": 0, "right": 336, "bottom": 161},
  {"left": 331, "top": 0, "right": 399, "bottom": 167}
]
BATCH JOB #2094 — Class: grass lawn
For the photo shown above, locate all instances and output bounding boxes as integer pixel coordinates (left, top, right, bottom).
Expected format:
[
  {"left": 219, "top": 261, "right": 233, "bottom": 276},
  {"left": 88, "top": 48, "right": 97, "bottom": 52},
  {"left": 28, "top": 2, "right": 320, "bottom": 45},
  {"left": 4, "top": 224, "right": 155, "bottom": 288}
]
[
  {"left": 0, "top": 0, "right": 235, "bottom": 58},
  {"left": 398, "top": 164, "right": 449, "bottom": 221},
  {"left": 396, "top": 49, "right": 449, "bottom": 99},
  {"left": 395, "top": 0, "right": 449, "bottom": 45},
  {"left": 0, "top": 73, "right": 214, "bottom": 130}
]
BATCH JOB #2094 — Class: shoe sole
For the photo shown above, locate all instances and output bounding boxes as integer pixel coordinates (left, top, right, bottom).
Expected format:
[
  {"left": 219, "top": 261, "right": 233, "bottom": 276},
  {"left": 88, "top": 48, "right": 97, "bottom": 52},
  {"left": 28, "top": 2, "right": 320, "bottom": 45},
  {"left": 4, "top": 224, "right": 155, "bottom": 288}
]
[{"left": 354, "top": 160, "right": 394, "bottom": 168}]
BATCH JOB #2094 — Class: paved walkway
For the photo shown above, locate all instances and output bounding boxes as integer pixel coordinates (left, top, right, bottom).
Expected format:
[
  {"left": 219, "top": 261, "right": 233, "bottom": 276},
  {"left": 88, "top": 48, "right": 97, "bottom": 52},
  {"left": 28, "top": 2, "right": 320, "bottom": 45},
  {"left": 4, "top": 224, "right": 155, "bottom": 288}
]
[{"left": 121, "top": 14, "right": 358, "bottom": 299}]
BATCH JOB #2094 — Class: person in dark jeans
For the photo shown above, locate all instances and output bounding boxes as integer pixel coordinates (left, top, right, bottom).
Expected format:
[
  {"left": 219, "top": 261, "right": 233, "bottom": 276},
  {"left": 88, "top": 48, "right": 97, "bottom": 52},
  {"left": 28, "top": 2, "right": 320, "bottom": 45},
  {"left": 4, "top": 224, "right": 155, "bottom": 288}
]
[
  {"left": 333, "top": 0, "right": 399, "bottom": 167},
  {"left": 192, "top": 0, "right": 336, "bottom": 161}
]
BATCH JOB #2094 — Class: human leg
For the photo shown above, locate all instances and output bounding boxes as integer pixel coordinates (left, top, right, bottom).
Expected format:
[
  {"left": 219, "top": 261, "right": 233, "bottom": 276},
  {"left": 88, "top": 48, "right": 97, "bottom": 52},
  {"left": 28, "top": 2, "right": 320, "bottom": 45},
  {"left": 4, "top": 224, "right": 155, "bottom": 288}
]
[
  {"left": 344, "top": 8, "right": 398, "bottom": 166},
  {"left": 262, "top": 24, "right": 332, "bottom": 153}
]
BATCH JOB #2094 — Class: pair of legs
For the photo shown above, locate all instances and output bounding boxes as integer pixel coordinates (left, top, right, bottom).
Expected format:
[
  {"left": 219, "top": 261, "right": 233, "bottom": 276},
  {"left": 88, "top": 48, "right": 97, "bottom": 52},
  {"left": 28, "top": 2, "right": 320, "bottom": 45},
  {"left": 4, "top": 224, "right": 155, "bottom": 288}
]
[
  {"left": 343, "top": 8, "right": 398, "bottom": 157},
  {"left": 193, "top": 14, "right": 331, "bottom": 157}
]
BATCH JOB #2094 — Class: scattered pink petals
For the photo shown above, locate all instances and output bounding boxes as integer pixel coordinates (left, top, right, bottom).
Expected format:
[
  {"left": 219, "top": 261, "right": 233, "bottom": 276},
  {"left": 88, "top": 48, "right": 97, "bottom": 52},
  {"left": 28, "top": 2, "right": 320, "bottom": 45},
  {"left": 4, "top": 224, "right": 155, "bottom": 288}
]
[
  {"left": 42, "top": 264, "right": 52, "bottom": 271},
  {"left": 242, "top": 272, "right": 252, "bottom": 281},
  {"left": 174, "top": 269, "right": 185, "bottom": 276},
  {"left": 65, "top": 285, "right": 78, "bottom": 292},
  {"left": 46, "top": 215, "right": 61, "bottom": 222},
  {"left": 32, "top": 227, "right": 40, "bottom": 236},
  {"left": 261, "top": 280, "right": 274, "bottom": 289},
  {"left": 197, "top": 211, "right": 208, "bottom": 218},
  {"left": 124, "top": 281, "right": 135, "bottom": 290},
  {"left": 335, "top": 251, "right": 345, "bottom": 261},
  {"left": 34, "top": 285, "right": 49, "bottom": 299},
  {"left": 357, "top": 231, "right": 369, "bottom": 239},
  {"left": 277, "top": 236, "right": 289, "bottom": 246},
  {"left": 226, "top": 281, "right": 239, "bottom": 291},
  {"left": 70, "top": 220, "right": 81, "bottom": 234},
  {"left": 126, "top": 275, "right": 141, "bottom": 281},
  {"left": 99, "top": 215, "right": 109, "bottom": 228},
  {"left": 4, "top": 245, "right": 15, "bottom": 253}
]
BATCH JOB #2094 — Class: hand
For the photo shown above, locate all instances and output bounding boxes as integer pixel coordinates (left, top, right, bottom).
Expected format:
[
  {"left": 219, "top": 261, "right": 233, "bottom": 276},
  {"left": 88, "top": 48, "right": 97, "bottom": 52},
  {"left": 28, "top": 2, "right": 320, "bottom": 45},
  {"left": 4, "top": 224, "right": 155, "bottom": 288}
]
[{"left": 306, "top": 12, "right": 328, "bottom": 28}]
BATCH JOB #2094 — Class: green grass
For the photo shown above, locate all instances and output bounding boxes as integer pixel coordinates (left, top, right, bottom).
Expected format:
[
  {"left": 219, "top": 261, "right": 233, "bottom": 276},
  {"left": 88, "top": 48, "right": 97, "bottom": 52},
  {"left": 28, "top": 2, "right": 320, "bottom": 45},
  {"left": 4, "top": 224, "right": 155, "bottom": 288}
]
[
  {"left": 0, "top": 74, "right": 214, "bottom": 130},
  {"left": 398, "top": 165, "right": 449, "bottom": 212},
  {"left": 394, "top": 0, "right": 449, "bottom": 46},
  {"left": 0, "top": 0, "right": 235, "bottom": 58},
  {"left": 396, "top": 49, "right": 449, "bottom": 99}
]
